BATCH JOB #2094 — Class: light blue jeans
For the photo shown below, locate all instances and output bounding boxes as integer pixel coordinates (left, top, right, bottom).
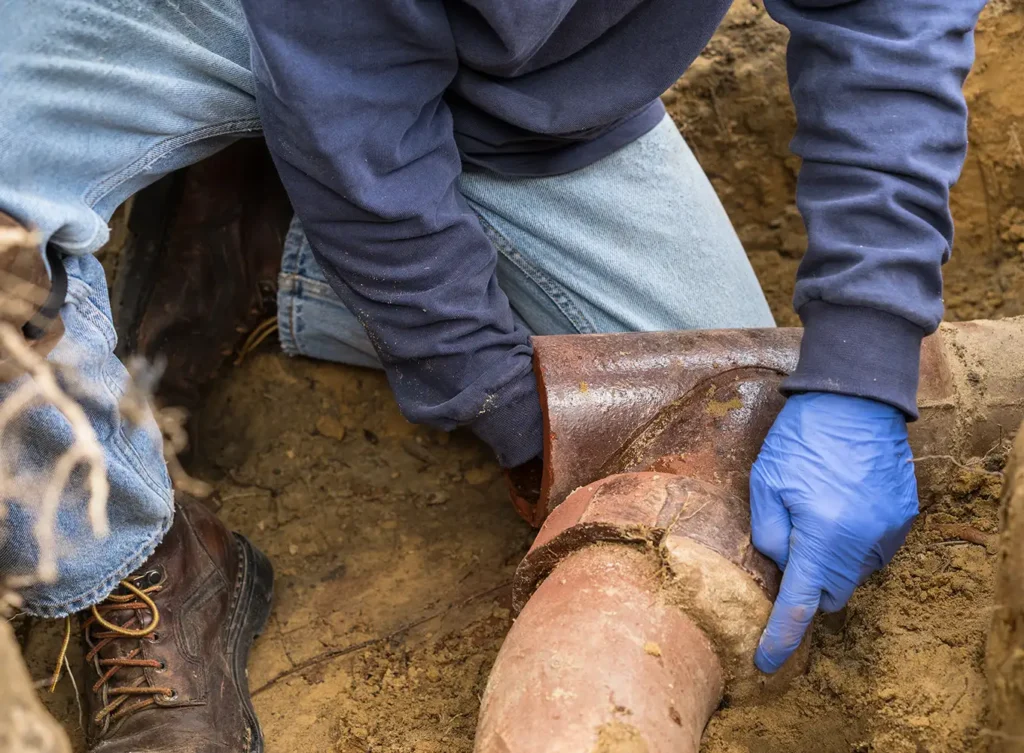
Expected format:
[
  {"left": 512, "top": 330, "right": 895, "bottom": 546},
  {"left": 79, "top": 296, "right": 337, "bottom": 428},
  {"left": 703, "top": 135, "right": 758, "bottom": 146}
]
[{"left": 0, "top": 0, "right": 773, "bottom": 618}]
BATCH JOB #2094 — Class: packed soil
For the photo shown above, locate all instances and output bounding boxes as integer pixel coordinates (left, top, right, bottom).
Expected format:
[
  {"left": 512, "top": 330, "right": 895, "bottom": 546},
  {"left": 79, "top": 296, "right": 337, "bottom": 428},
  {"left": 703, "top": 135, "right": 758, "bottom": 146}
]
[{"left": 22, "top": 1, "right": 1024, "bottom": 751}]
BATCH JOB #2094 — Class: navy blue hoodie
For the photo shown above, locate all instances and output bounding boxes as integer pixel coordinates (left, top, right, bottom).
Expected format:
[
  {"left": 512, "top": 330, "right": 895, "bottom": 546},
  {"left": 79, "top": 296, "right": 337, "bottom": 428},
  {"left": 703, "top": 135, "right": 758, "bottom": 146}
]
[{"left": 239, "top": 0, "right": 986, "bottom": 467}]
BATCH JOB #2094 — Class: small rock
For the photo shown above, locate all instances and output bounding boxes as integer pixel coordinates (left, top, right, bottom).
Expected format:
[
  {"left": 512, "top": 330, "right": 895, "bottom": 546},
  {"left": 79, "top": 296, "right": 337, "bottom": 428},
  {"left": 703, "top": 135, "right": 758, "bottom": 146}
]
[
  {"left": 464, "top": 467, "right": 496, "bottom": 485},
  {"left": 315, "top": 416, "right": 346, "bottom": 440},
  {"left": 288, "top": 544, "right": 299, "bottom": 555},
  {"left": 644, "top": 641, "right": 663, "bottom": 657}
]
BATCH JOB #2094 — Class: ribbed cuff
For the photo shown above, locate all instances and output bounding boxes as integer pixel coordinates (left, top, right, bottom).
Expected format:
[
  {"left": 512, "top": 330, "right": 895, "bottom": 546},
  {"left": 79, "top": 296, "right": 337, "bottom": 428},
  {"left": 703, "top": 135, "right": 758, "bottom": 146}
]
[
  {"left": 469, "top": 376, "right": 544, "bottom": 469},
  {"left": 781, "top": 301, "right": 925, "bottom": 419}
]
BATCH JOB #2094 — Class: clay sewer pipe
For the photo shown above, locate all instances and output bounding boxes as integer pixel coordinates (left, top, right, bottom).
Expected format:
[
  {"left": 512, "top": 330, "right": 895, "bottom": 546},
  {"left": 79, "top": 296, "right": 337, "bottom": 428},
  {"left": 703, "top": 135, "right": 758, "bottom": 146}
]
[{"left": 475, "top": 317, "right": 1024, "bottom": 753}]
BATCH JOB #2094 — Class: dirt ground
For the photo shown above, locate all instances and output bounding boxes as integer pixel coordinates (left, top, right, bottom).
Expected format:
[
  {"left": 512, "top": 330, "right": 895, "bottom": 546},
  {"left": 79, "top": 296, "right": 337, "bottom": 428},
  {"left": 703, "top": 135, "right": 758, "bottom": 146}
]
[{"left": 21, "top": 1, "right": 1024, "bottom": 751}]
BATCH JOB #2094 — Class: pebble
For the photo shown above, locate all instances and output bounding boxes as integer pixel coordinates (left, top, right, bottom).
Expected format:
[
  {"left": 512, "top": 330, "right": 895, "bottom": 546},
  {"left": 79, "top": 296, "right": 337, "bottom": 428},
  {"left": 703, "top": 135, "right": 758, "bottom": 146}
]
[
  {"left": 644, "top": 642, "right": 663, "bottom": 657},
  {"left": 315, "top": 415, "right": 347, "bottom": 440},
  {"left": 464, "top": 467, "right": 495, "bottom": 485}
]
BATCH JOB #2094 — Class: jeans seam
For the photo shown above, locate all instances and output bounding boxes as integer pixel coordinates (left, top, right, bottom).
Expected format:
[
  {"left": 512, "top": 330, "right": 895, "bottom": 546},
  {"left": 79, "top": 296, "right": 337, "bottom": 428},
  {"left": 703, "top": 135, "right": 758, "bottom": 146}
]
[
  {"left": 65, "top": 280, "right": 171, "bottom": 499},
  {"left": 280, "top": 219, "right": 306, "bottom": 275},
  {"left": 474, "top": 212, "right": 597, "bottom": 335},
  {"left": 82, "top": 117, "right": 263, "bottom": 208},
  {"left": 278, "top": 271, "right": 335, "bottom": 302},
  {"left": 66, "top": 279, "right": 117, "bottom": 351},
  {"left": 119, "top": 431, "right": 170, "bottom": 506},
  {"left": 276, "top": 275, "right": 302, "bottom": 356}
]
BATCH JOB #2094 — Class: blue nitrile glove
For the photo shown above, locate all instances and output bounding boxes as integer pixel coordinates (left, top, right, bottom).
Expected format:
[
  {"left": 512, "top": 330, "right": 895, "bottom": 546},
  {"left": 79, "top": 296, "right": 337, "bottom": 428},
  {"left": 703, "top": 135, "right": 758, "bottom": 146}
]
[{"left": 750, "top": 392, "right": 918, "bottom": 674}]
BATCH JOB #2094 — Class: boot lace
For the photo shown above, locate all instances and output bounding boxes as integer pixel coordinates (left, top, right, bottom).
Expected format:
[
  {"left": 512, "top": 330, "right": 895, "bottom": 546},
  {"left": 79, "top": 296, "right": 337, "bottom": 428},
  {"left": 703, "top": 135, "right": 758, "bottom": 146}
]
[{"left": 50, "top": 577, "right": 176, "bottom": 730}]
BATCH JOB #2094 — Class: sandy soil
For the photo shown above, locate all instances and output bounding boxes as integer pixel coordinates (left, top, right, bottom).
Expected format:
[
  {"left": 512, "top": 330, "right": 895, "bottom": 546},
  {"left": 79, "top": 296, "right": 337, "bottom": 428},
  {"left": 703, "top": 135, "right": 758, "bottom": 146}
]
[
  {"left": 21, "top": 1, "right": 1024, "bottom": 751},
  {"left": 198, "top": 356, "right": 531, "bottom": 753}
]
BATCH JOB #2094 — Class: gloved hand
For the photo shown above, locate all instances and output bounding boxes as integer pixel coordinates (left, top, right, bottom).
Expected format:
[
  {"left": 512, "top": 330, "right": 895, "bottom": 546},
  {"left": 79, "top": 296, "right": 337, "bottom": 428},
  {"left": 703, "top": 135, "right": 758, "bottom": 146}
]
[{"left": 750, "top": 392, "right": 918, "bottom": 674}]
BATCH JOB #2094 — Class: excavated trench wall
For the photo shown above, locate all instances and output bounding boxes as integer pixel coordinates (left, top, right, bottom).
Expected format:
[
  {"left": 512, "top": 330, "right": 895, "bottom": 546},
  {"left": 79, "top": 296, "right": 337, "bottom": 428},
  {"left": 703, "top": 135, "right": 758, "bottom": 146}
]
[{"left": 665, "top": 0, "right": 1024, "bottom": 326}]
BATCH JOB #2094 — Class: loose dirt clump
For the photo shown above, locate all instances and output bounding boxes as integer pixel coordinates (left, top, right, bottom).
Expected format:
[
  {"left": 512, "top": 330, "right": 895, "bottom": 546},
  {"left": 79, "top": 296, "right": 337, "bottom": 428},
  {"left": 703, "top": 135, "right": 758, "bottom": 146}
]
[
  {"left": 986, "top": 428, "right": 1024, "bottom": 752},
  {"left": 593, "top": 722, "right": 651, "bottom": 753}
]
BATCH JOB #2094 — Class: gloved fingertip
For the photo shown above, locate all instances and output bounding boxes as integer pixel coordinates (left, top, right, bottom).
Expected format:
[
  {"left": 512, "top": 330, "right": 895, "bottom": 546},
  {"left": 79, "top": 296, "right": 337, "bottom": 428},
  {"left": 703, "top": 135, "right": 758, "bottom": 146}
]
[
  {"left": 755, "top": 558, "right": 820, "bottom": 675},
  {"left": 754, "top": 644, "right": 782, "bottom": 674}
]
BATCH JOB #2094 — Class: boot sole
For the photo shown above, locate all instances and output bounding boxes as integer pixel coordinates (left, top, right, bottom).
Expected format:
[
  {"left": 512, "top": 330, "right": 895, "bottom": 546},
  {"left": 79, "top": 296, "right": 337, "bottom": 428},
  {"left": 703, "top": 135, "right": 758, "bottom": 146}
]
[{"left": 228, "top": 533, "right": 275, "bottom": 753}]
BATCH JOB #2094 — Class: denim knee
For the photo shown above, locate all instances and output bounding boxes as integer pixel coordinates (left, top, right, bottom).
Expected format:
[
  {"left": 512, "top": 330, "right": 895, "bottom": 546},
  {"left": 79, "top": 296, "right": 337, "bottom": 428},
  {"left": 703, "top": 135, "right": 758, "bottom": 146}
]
[{"left": 0, "top": 255, "right": 173, "bottom": 617}]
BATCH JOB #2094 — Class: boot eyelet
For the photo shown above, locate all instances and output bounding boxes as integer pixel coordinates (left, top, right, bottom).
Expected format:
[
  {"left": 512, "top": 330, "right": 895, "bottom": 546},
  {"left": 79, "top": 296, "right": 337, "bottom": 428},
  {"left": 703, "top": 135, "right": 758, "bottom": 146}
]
[
  {"left": 133, "top": 568, "right": 164, "bottom": 588},
  {"left": 143, "top": 569, "right": 163, "bottom": 587},
  {"left": 155, "top": 660, "right": 166, "bottom": 672},
  {"left": 149, "top": 632, "right": 160, "bottom": 642},
  {"left": 163, "top": 690, "right": 178, "bottom": 701}
]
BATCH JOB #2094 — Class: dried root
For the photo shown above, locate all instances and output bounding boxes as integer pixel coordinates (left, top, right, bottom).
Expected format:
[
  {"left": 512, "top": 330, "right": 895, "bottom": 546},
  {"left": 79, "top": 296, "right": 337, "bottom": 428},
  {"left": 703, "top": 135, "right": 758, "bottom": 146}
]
[
  {"left": 0, "top": 619, "right": 70, "bottom": 753},
  {"left": 0, "top": 225, "right": 75, "bottom": 753},
  {"left": 0, "top": 228, "right": 109, "bottom": 610},
  {"left": 122, "top": 357, "right": 212, "bottom": 499}
]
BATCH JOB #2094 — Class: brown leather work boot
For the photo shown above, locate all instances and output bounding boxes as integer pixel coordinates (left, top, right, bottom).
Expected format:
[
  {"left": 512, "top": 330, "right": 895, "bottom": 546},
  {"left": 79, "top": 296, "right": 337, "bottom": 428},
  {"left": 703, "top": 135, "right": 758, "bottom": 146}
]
[
  {"left": 110, "top": 140, "right": 292, "bottom": 408},
  {"left": 79, "top": 495, "right": 273, "bottom": 752}
]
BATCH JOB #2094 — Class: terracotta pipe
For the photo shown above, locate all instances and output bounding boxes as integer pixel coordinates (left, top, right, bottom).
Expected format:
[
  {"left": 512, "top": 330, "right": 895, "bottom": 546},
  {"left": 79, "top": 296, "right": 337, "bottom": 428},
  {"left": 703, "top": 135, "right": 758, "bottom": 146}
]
[
  {"left": 479, "top": 317, "right": 1024, "bottom": 752},
  {"left": 509, "top": 317, "right": 1024, "bottom": 525},
  {"left": 476, "top": 544, "right": 724, "bottom": 753}
]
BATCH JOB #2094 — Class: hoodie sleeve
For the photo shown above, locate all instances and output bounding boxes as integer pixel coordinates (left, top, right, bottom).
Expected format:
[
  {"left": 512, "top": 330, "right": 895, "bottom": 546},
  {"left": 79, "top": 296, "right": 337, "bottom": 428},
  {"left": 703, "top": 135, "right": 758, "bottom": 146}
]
[
  {"left": 764, "top": 0, "right": 986, "bottom": 416},
  {"left": 238, "top": 0, "right": 542, "bottom": 466}
]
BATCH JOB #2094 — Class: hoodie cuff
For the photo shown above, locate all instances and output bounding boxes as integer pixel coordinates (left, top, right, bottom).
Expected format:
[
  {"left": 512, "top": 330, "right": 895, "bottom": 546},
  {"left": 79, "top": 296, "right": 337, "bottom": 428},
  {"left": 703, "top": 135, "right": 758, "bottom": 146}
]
[
  {"left": 781, "top": 301, "right": 926, "bottom": 420},
  {"left": 469, "top": 374, "right": 544, "bottom": 469}
]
